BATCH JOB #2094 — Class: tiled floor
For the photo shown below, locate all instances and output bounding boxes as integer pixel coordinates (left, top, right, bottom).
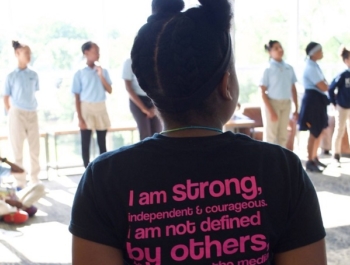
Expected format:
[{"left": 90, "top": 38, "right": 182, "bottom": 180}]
[{"left": 0, "top": 156, "right": 349, "bottom": 265}]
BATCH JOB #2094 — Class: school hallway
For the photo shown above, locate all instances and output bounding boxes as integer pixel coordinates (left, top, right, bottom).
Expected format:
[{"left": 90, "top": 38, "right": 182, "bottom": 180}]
[{"left": 0, "top": 156, "right": 350, "bottom": 265}]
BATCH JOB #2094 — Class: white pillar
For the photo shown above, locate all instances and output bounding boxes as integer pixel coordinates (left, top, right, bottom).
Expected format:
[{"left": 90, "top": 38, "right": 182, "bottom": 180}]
[
  {"left": 288, "top": 0, "right": 299, "bottom": 66},
  {"left": 97, "top": 0, "right": 110, "bottom": 69}
]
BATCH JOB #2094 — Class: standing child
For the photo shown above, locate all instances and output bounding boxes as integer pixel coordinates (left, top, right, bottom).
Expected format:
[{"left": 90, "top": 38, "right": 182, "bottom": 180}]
[
  {"left": 329, "top": 46, "right": 350, "bottom": 165},
  {"left": 123, "top": 58, "right": 162, "bottom": 140},
  {"left": 298, "top": 42, "right": 330, "bottom": 172},
  {"left": 260, "top": 40, "right": 298, "bottom": 147},
  {"left": 3, "top": 41, "right": 41, "bottom": 189},
  {"left": 72, "top": 42, "right": 113, "bottom": 168}
]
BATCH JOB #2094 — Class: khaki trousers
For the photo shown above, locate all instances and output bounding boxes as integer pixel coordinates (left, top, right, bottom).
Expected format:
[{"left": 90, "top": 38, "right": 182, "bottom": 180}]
[
  {"left": 332, "top": 106, "right": 350, "bottom": 155},
  {"left": 8, "top": 107, "right": 40, "bottom": 188},
  {"left": 0, "top": 183, "right": 45, "bottom": 215},
  {"left": 263, "top": 99, "right": 291, "bottom": 148}
]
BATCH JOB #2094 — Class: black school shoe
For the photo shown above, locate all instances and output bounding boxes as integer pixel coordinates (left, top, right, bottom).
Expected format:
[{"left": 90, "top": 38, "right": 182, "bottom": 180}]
[
  {"left": 323, "top": 150, "right": 332, "bottom": 156},
  {"left": 314, "top": 157, "right": 328, "bottom": 168},
  {"left": 306, "top": 160, "right": 323, "bottom": 173},
  {"left": 334, "top": 154, "right": 341, "bottom": 162},
  {"left": 333, "top": 154, "right": 341, "bottom": 167}
]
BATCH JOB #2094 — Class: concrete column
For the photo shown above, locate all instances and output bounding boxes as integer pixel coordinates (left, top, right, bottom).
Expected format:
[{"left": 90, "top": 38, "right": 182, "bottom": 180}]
[
  {"left": 97, "top": 0, "right": 110, "bottom": 69},
  {"left": 288, "top": 0, "right": 300, "bottom": 66}
]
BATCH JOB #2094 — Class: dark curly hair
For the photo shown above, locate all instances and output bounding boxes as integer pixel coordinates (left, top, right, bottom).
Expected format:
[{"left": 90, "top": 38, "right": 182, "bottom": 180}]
[
  {"left": 12, "top": 40, "right": 25, "bottom": 50},
  {"left": 81, "top": 41, "right": 96, "bottom": 54},
  {"left": 131, "top": 0, "right": 233, "bottom": 116},
  {"left": 264, "top": 40, "right": 280, "bottom": 52},
  {"left": 306, "top": 42, "right": 321, "bottom": 56},
  {"left": 340, "top": 46, "right": 350, "bottom": 61}
]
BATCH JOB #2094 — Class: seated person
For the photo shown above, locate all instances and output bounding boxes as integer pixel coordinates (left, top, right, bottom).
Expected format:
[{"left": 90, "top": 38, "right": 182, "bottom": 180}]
[{"left": 0, "top": 156, "right": 46, "bottom": 223}]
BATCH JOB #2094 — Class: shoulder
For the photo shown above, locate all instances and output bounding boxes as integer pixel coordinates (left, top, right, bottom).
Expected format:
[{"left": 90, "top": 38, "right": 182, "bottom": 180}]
[
  {"left": 262, "top": 64, "right": 272, "bottom": 76},
  {"left": 334, "top": 72, "right": 345, "bottom": 82},
  {"left": 27, "top": 68, "right": 37, "bottom": 74},
  {"left": 73, "top": 68, "right": 85, "bottom": 77},
  {"left": 27, "top": 69, "right": 39, "bottom": 78},
  {"left": 339, "top": 70, "right": 350, "bottom": 78},
  {"left": 6, "top": 70, "right": 17, "bottom": 79},
  {"left": 236, "top": 133, "right": 293, "bottom": 154},
  {"left": 263, "top": 62, "right": 273, "bottom": 70},
  {"left": 304, "top": 62, "right": 317, "bottom": 73},
  {"left": 333, "top": 70, "right": 349, "bottom": 82},
  {"left": 90, "top": 140, "right": 152, "bottom": 170},
  {"left": 238, "top": 134, "right": 299, "bottom": 164},
  {"left": 283, "top": 62, "right": 294, "bottom": 71}
]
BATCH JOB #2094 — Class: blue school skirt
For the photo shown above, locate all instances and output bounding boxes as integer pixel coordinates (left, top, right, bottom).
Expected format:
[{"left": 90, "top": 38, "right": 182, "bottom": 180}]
[{"left": 298, "top": 89, "right": 330, "bottom": 138}]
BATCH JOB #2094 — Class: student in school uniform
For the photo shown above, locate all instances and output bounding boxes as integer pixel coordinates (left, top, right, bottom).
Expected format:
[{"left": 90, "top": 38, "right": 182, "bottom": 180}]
[
  {"left": 72, "top": 41, "right": 113, "bottom": 168},
  {"left": 3, "top": 41, "right": 41, "bottom": 189},
  {"left": 123, "top": 58, "right": 162, "bottom": 140},
  {"left": 329, "top": 46, "right": 350, "bottom": 165},
  {"left": 0, "top": 156, "right": 45, "bottom": 223},
  {"left": 70, "top": 1, "right": 326, "bottom": 264},
  {"left": 299, "top": 42, "right": 330, "bottom": 173},
  {"left": 260, "top": 40, "right": 299, "bottom": 148}
]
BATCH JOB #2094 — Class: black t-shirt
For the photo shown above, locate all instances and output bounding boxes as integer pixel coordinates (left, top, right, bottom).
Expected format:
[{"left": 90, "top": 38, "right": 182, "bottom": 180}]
[{"left": 69, "top": 132, "right": 325, "bottom": 265}]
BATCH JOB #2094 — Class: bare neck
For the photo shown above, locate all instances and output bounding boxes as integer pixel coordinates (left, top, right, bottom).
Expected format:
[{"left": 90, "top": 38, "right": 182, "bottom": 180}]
[
  {"left": 18, "top": 63, "right": 27, "bottom": 69},
  {"left": 161, "top": 118, "right": 225, "bottom": 138}
]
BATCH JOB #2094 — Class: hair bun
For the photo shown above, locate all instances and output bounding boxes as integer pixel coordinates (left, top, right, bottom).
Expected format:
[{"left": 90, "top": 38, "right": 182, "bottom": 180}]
[
  {"left": 198, "top": 0, "right": 232, "bottom": 31},
  {"left": 152, "top": 0, "right": 185, "bottom": 14},
  {"left": 339, "top": 44, "right": 350, "bottom": 60},
  {"left": 12, "top": 40, "right": 21, "bottom": 49},
  {"left": 264, "top": 44, "right": 269, "bottom": 52},
  {"left": 339, "top": 45, "right": 347, "bottom": 56}
]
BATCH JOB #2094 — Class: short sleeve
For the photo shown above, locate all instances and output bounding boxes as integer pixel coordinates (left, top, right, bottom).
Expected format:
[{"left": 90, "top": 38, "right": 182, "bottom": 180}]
[
  {"left": 0, "top": 166, "right": 11, "bottom": 178},
  {"left": 291, "top": 67, "right": 297, "bottom": 84},
  {"left": 103, "top": 69, "right": 112, "bottom": 85},
  {"left": 122, "top": 59, "right": 133, "bottom": 81},
  {"left": 71, "top": 71, "right": 82, "bottom": 95},
  {"left": 3, "top": 75, "right": 11, "bottom": 96},
  {"left": 260, "top": 68, "right": 269, "bottom": 87},
  {"left": 274, "top": 157, "right": 326, "bottom": 253},
  {"left": 306, "top": 65, "right": 324, "bottom": 86},
  {"left": 69, "top": 163, "right": 124, "bottom": 249}
]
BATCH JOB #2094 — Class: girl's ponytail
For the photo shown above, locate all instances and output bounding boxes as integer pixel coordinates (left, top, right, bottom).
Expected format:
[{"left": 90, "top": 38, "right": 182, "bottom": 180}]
[
  {"left": 12, "top": 40, "right": 22, "bottom": 50},
  {"left": 265, "top": 40, "right": 279, "bottom": 52}
]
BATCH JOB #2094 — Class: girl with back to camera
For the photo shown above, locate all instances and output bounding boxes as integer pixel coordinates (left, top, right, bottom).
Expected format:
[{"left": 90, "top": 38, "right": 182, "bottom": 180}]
[
  {"left": 260, "top": 40, "right": 298, "bottom": 148},
  {"left": 70, "top": 1, "right": 327, "bottom": 264},
  {"left": 3, "top": 41, "right": 41, "bottom": 189},
  {"left": 299, "top": 42, "right": 330, "bottom": 173},
  {"left": 72, "top": 42, "right": 113, "bottom": 168},
  {"left": 329, "top": 46, "right": 350, "bottom": 166}
]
